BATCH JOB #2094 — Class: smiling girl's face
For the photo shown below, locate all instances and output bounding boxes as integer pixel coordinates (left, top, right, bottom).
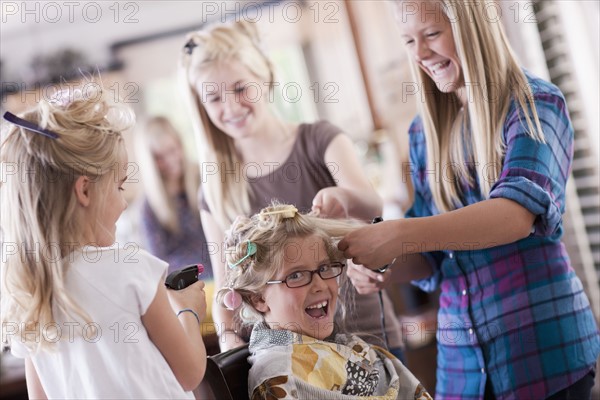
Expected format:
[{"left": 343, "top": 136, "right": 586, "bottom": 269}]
[
  {"left": 397, "top": 0, "right": 464, "bottom": 94},
  {"left": 196, "top": 59, "right": 270, "bottom": 141},
  {"left": 255, "top": 235, "right": 339, "bottom": 340}
]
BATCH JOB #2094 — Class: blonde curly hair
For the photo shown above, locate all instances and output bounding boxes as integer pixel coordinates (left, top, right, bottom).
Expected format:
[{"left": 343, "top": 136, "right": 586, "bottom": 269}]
[{"left": 215, "top": 203, "right": 362, "bottom": 325}]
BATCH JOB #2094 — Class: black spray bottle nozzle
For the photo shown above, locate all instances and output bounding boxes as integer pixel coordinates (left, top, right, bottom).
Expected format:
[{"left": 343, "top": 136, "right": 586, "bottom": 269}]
[{"left": 165, "top": 264, "right": 204, "bottom": 290}]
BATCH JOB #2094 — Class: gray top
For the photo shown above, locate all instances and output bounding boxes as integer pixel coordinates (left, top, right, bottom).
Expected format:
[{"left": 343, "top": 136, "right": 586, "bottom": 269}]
[{"left": 247, "top": 120, "right": 339, "bottom": 214}]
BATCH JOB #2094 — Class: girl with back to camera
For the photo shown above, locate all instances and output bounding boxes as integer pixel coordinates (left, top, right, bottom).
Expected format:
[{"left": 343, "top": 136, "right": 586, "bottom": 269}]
[
  {"left": 341, "top": 1, "right": 600, "bottom": 399},
  {"left": 217, "top": 203, "right": 431, "bottom": 399},
  {"left": 0, "top": 87, "right": 207, "bottom": 398},
  {"left": 180, "top": 20, "right": 404, "bottom": 355}
]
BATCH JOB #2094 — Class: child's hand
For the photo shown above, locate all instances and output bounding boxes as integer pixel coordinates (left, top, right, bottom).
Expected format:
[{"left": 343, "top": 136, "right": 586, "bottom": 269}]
[
  {"left": 347, "top": 261, "right": 392, "bottom": 294},
  {"left": 166, "top": 280, "right": 207, "bottom": 322}
]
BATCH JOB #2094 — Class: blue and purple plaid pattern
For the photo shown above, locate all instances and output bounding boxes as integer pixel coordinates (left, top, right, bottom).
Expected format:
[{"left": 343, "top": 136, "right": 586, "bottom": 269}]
[{"left": 406, "top": 72, "right": 600, "bottom": 400}]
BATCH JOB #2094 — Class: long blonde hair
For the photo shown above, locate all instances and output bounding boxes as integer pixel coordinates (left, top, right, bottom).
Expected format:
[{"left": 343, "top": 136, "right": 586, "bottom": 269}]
[
  {"left": 1, "top": 86, "right": 134, "bottom": 352},
  {"left": 215, "top": 203, "right": 362, "bottom": 325},
  {"left": 180, "top": 20, "right": 275, "bottom": 230},
  {"left": 135, "top": 116, "right": 199, "bottom": 233},
  {"left": 403, "top": 0, "right": 544, "bottom": 212}
]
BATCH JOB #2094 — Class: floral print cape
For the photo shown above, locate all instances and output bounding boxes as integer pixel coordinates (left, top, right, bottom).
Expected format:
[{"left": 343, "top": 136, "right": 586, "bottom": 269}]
[{"left": 248, "top": 323, "right": 431, "bottom": 400}]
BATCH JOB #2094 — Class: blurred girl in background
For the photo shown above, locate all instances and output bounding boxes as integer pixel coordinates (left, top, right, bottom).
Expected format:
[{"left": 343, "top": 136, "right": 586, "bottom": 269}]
[{"left": 136, "top": 116, "right": 213, "bottom": 279}]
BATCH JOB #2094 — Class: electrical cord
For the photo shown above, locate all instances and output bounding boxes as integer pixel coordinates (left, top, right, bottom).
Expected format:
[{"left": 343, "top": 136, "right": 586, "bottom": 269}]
[{"left": 372, "top": 217, "right": 390, "bottom": 350}]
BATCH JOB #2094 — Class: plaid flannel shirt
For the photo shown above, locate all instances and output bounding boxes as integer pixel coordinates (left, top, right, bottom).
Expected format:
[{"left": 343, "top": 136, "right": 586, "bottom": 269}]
[{"left": 406, "top": 72, "right": 600, "bottom": 400}]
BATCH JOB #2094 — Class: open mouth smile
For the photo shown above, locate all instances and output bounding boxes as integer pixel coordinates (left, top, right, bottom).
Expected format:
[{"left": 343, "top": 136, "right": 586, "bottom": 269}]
[{"left": 305, "top": 300, "right": 329, "bottom": 319}]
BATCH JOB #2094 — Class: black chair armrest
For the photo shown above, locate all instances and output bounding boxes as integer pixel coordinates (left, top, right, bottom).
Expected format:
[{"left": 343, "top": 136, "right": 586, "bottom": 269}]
[{"left": 205, "top": 344, "right": 251, "bottom": 400}]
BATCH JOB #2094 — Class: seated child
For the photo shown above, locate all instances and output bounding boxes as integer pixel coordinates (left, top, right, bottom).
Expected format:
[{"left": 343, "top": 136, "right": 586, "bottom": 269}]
[
  {"left": 1, "top": 86, "right": 206, "bottom": 398},
  {"left": 216, "top": 203, "right": 431, "bottom": 399}
]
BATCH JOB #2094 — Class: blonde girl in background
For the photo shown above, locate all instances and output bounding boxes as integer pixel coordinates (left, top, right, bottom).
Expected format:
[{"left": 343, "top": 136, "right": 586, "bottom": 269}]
[
  {"left": 342, "top": 1, "right": 600, "bottom": 399},
  {"left": 180, "top": 20, "right": 404, "bottom": 356},
  {"left": 135, "top": 116, "right": 217, "bottom": 344},
  {"left": 135, "top": 116, "right": 213, "bottom": 278},
  {"left": 217, "top": 203, "right": 431, "bottom": 399},
  {"left": 1, "top": 87, "right": 207, "bottom": 398}
]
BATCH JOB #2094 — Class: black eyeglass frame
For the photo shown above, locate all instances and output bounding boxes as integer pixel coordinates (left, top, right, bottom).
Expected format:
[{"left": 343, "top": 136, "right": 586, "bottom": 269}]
[{"left": 266, "top": 262, "right": 346, "bottom": 289}]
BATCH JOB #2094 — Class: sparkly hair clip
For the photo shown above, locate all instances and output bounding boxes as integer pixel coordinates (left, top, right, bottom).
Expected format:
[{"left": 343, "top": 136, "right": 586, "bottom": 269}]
[
  {"left": 3, "top": 112, "right": 59, "bottom": 139},
  {"left": 48, "top": 88, "right": 78, "bottom": 107},
  {"left": 183, "top": 38, "right": 198, "bottom": 55},
  {"left": 228, "top": 240, "right": 257, "bottom": 269},
  {"left": 259, "top": 205, "right": 298, "bottom": 221}
]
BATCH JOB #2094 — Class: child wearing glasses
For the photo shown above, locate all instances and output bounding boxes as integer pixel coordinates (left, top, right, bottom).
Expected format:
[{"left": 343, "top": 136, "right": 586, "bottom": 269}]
[
  {"left": 1, "top": 87, "right": 206, "bottom": 398},
  {"left": 216, "top": 203, "right": 431, "bottom": 400}
]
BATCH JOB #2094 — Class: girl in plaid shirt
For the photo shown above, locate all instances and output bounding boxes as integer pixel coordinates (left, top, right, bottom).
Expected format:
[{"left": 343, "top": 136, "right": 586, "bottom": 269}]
[{"left": 340, "top": 1, "right": 600, "bottom": 399}]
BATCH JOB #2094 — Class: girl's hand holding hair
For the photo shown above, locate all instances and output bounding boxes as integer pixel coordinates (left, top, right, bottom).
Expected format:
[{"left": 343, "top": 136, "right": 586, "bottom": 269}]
[
  {"left": 346, "top": 261, "right": 391, "bottom": 295},
  {"left": 311, "top": 186, "right": 351, "bottom": 218},
  {"left": 317, "top": 134, "right": 383, "bottom": 221},
  {"left": 339, "top": 220, "right": 402, "bottom": 270}
]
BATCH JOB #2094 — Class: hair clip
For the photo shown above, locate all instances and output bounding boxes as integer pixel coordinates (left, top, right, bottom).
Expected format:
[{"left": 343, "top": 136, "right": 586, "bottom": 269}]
[
  {"left": 223, "top": 288, "right": 243, "bottom": 310},
  {"left": 259, "top": 205, "right": 298, "bottom": 221},
  {"left": 228, "top": 240, "right": 257, "bottom": 269},
  {"left": 183, "top": 38, "right": 197, "bottom": 55},
  {"left": 3, "top": 112, "right": 59, "bottom": 139}
]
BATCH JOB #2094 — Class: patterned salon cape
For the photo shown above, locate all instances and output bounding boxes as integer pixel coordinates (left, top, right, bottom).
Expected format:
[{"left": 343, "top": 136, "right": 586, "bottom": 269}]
[{"left": 248, "top": 323, "right": 431, "bottom": 400}]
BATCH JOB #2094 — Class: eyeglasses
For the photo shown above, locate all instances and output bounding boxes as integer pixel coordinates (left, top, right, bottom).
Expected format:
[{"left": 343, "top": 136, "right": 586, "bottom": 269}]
[{"left": 266, "top": 262, "right": 345, "bottom": 289}]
